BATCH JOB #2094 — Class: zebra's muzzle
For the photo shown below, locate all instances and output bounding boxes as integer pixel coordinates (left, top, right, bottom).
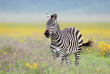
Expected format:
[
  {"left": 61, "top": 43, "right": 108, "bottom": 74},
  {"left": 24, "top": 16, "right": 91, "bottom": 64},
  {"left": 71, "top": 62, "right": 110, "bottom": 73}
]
[{"left": 44, "top": 30, "right": 50, "bottom": 38}]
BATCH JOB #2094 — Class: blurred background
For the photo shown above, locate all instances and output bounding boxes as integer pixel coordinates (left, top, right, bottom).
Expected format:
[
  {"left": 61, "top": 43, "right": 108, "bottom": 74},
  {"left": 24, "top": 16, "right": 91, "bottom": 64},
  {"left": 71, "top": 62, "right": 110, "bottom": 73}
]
[
  {"left": 0, "top": 0, "right": 110, "bottom": 22},
  {"left": 0, "top": 0, "right": 110, "bottom": 38}
]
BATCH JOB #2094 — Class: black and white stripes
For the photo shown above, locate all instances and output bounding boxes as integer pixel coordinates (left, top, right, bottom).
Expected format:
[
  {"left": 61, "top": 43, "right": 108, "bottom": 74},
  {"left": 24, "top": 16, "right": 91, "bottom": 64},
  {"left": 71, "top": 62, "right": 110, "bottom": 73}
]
[{"left": 44, "top": 14, "right": 92, "bottom": 66}]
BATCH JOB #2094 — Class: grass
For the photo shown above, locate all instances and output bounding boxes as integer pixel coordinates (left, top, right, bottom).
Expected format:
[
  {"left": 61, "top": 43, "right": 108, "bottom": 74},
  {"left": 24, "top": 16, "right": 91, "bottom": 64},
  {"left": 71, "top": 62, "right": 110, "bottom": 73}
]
[{"left": 0, "top": 22, "right": 110, "bottom": 74}]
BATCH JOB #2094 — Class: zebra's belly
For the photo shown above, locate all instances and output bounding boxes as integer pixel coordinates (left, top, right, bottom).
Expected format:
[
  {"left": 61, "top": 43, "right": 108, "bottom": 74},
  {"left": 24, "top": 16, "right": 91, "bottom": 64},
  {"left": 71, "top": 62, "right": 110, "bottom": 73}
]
[{"left": 66, "top": 47, "right": 78, "bottom": 54}]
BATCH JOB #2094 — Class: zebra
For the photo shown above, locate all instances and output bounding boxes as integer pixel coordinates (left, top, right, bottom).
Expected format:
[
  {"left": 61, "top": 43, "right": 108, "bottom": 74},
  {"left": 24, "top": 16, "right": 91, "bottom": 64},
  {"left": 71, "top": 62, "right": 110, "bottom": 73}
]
[{"left": 44, "top": 14, "right": 93, "bottom": 66}]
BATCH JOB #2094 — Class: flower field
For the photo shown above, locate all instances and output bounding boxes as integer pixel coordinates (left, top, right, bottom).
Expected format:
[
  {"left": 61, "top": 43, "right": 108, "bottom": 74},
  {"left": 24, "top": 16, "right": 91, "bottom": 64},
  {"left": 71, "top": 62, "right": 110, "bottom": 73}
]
[{"left": 0, "top": 22, "right": 110, "bottom": 74}]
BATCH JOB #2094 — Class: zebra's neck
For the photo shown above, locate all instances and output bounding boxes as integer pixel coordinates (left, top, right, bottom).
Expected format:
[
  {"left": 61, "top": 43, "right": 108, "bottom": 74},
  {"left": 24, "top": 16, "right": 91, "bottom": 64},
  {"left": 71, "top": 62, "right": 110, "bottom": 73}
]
[{"left": 51, "top": 26, "right": 62, "bottom": 45}]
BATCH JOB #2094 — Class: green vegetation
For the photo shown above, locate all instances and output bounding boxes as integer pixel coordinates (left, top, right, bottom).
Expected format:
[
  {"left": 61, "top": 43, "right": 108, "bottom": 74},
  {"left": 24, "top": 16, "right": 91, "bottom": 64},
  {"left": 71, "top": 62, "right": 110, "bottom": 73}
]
[{"left": 0, "top": 22, "right": 110, "bottom": 74}]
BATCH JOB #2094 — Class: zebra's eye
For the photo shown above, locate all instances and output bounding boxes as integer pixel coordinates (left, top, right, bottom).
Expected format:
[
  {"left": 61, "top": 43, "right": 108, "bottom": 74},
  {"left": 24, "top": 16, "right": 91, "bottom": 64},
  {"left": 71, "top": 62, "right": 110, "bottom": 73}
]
[{"left": 53, "top": 24, "right": 54, "bottom": 26}]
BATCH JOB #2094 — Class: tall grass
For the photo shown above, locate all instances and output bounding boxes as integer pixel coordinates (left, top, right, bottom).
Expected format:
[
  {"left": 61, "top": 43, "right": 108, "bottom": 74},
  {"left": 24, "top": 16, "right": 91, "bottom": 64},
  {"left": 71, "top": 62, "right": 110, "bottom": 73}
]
[{"left": 0, "top": 23, "right": 110, "bottom": 74}]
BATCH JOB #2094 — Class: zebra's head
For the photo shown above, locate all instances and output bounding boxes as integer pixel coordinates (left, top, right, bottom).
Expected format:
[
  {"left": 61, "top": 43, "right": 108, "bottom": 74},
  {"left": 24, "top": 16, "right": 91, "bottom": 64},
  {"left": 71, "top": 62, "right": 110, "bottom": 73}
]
[{"left": 44, "top": 14, "right": 59, "bottom": 38}]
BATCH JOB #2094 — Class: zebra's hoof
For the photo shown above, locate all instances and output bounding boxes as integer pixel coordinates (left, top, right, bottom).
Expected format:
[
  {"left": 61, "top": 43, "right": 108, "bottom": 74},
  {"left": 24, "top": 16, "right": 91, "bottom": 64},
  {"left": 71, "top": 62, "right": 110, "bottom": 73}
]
[
  {"left": 66, "top": 63, "right": 72, "bottom": 67},
  {"left": 75, "top": 62, "right": 79, "bottom": 66}
]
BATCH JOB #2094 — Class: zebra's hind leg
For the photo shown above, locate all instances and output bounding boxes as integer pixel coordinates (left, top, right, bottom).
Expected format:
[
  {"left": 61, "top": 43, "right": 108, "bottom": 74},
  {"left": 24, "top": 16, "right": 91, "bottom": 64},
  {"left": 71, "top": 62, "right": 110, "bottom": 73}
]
[{"left": 74, "top": 51, "right": 81, "bottom": 66}]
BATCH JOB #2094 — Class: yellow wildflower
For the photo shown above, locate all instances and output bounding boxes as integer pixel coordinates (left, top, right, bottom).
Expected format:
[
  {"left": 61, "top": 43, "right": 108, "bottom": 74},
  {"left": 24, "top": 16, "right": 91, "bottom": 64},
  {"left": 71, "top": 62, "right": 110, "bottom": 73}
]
[
  {"left": 25, "top": 63, "right": 29, "bottom": 66},
  {"left": 6, "top": 50, "right": 9, "bottom": 52},
  {"left": 49, "top": 40, "right": 51, "bottom": 43},
  {"left": 0, "top": 49, "right": 4, "bottom": 52},
  {"left": 98, "top": 67, "right": 101, "bottom": 70},
  {"left": 33, "top": 63, "right": 37, "bottom": 69},
  {"left": 33, "top": 63, "right": 37, "bottom": 66},
  {"left": 88, "top": 53, "right": 91, "bottom": 55},
  {"left": 105, "top": 69, "right": 108, "bottom": 71},
  {"left": 97, "top": 42, "right": 99, "bottom": 44},
  {"left": 92, "top": 37, "right": 95, "bottom": 40},
  {"left": 102, "top": 56, "right": 105, "bottom": 59},
  {"left": 102, "top": 52, "right": 105, "bottom": 55},
  {"left": 83, "top": 37, "right": 85, "bottom": 40},
  {"left": 96, "top": 52, "right": 98, "bottom": 55},
  {"left": 99, "top": 46, "right": 102, "bottom": 48},
  {"left": 20, "top": 40, "right": 24, "bottom": 42},
  {"left": 97, "top": 67, "right": 101, "bottom": 71},
  {"left": 4, "top": 52, "right": 7, "bottom": 54},
  {"left": 89, "top": 50, "right": 92, "bottom": 52},
  {"left": 104, "top": 48, "right": 106, "bottom": 50},
  {"left": 14, "top": 52, "right": 16, "bottom": 54},
  {"left": 29, "top": 65, "right": 33, "bottom": 69}
]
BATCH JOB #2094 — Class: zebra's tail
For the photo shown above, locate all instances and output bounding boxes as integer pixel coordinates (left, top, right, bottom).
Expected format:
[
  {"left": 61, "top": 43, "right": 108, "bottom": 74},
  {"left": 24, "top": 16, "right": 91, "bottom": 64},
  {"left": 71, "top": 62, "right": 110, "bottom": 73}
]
[{"left": 82, "top": 40, "right": 93, "bottom": 46}]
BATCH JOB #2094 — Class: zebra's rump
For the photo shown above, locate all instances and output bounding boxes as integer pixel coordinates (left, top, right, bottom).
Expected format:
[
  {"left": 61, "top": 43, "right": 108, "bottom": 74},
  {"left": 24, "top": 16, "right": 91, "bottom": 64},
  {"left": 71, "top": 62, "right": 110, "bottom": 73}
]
[{"left": 61, "top": 28, "right": 83, "bottom": 54}]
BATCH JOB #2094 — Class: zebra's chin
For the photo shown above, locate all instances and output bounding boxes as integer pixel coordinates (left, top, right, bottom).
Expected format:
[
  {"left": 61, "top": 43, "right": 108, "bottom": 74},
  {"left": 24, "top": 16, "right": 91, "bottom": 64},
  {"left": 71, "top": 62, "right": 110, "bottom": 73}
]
[
  {"left": 45, "top": 34, "right": 50, "bottom": 38},
  {"left": 46, "top": 35, "right": 50, "bottom": 38}
]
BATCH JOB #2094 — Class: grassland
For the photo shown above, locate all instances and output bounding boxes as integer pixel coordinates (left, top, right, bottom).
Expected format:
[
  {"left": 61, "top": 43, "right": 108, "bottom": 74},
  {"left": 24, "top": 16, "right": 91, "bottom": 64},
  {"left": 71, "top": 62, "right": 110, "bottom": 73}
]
[{"left": 0, "top": 22, "right": 110, "bottom": 74}]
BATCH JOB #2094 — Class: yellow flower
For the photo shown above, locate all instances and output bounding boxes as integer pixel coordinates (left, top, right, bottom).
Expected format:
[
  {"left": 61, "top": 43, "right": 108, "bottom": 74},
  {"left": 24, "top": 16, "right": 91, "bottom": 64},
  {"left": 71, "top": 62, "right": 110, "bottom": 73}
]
[
  {"left": 96, "top": 52, "right": 98, "bottom": 55},
  {"left": 33, "top": 63, "right": 37, "bottom": 66},
  {"left": 92, "top": 37, "right": 95, "bottom": 40},
  {"left": 49, "top": 40, "right": 51, "bottom": 43},
  {"left": 0, "top": 49, "right": 4, "bottom": 52},
  {"left": 89, "top": 50, "right": 92, "bottom": 52},
  {"left": 102, "top": 56, "right": 105, "bottom": 59},
  {"left": 97, "top": 67, "right": 101, "bottom": 71},
  {"left": 88, "top": 53, "right": 91, "bottom": 55},
  {"left": 4, "top": 52, "right": 7, "bottom": 54},
  {"left": 102, "top": 52, "right": 105, "bottom": 55},
  {"left": 105, "top": 69, "right": 108, "bottom": 71},
  {"left": 83, "top": 37, "right": 85, "bottom": 40},
  {"left": 33, "top": 63, "right": 37, "bottom": 69},
  {"left": 40, "top": 38, "right": 43, "bottom": 41},
  {"left": 6, "top": 50, "right": 9, "bottom": 52},
  {"left": 20, "top": 40, "right": 24, "bottom": 42},
  {"left": 29, "top": 65, "right": 33, "bottom": 69},
  {"left": 14, "top": 52, "right": 16, "bottom": 54},
  {"left": 97, "top": 42, "right": 99, "bottom": 44},
  {"left": 25, "top": 63, "right": 29, "bottom": 66},
  {"left": 99, "top": 46, "right": 102, "bottom": 48}
]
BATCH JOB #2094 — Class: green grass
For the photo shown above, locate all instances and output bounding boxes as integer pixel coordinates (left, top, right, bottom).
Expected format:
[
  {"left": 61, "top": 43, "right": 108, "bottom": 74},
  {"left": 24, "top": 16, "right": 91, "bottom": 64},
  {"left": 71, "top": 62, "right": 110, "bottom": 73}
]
[
  {"left": 0, "top": 36, "right": 110, "bottom": 74},
  {"left": 0, "top": 22, "right": 110, "bottom": 74}
]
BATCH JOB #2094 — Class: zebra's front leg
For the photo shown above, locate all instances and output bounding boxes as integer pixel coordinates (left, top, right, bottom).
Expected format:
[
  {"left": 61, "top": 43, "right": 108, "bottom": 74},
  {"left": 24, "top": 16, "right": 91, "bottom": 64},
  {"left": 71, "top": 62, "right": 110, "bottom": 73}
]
[
  {"left": 50, "top": 47, "right": 59, "bottom": 60},
  {"left": 60, "top": 53, "right": 67, "bottom": 65},
  {"left": 74, "top": 51, "right": 81, "bottom": 66},
  {"left": 66, "top": 56, "right": 72, "bottom": 66}
]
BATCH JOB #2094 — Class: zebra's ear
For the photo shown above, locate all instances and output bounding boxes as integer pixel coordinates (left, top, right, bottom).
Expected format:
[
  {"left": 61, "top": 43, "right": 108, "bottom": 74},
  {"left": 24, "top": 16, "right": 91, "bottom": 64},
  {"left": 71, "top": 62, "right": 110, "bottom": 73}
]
[
  {"left": 51, "top": 14, "right": 57, "bottom": 20},
  {"left": 53, "top": 14, "right": 57, "bottom": 19}
]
